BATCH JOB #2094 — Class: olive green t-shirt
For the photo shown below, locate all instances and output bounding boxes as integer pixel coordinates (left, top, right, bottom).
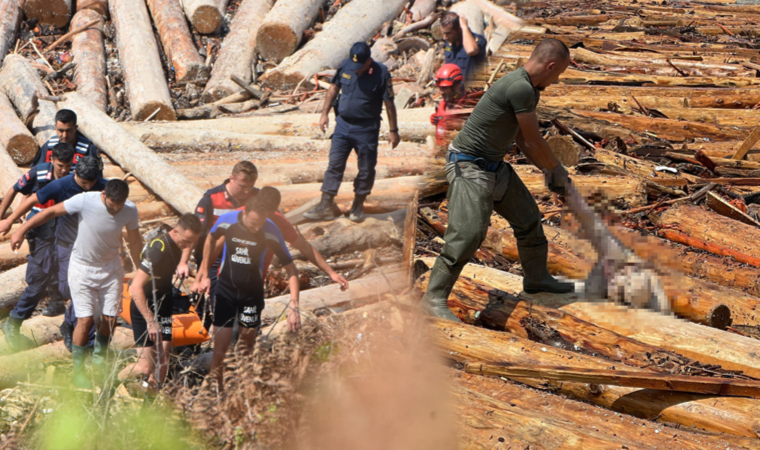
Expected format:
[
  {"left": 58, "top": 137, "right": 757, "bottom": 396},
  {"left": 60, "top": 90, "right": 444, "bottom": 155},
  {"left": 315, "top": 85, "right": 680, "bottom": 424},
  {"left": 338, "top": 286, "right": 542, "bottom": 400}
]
[{"left": 451, "top": 67, "right": 539, "bottom": 162}]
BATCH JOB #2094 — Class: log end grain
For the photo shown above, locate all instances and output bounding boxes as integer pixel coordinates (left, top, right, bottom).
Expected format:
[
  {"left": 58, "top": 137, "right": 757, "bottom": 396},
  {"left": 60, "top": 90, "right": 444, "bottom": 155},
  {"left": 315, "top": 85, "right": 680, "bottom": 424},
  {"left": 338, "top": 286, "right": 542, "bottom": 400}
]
[
  {"left": 189, "top": 5, "right": 222, "bottom": 34},
  {"left": 259, "top": 69, "right": 309, "bottom": 91},
  {"left": 135, "top": 103, "right": 177, "bottom": 122},
  {"left": 256, "top": 23, "right": 299, "bottom": 63},
  {"left": 23, "top": 0, "right": 72, "bottom": 29},
  {"left": 6, "top": 135, "right": 38, "bottom": 165}
]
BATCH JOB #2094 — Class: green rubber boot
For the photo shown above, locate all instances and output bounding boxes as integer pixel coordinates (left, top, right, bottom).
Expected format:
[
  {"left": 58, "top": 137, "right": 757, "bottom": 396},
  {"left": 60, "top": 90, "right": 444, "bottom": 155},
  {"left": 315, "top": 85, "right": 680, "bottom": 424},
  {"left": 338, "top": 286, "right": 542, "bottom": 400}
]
[
  {"left": 421, "top": 264, "right": 461, "bottom": 322},
  {"left": 72, "top": 344, "right": 92, "bottom": 389},
  {"left": 519, "top": 243, "right": 575, "bottom": 294},
  {"left": 92, "top": 333, "right": 111, "bottom": 384}
]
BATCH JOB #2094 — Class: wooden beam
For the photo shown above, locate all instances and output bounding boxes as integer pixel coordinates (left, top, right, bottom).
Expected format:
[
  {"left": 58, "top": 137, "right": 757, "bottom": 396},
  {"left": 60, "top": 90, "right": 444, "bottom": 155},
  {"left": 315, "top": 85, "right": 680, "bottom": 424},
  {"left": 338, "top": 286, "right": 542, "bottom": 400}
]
[
  {"left": 732, "top": 128, "right": 760, "bottom": 161},
  {"left": 706, "top": 192, "right": 760, "bottom": 228}
]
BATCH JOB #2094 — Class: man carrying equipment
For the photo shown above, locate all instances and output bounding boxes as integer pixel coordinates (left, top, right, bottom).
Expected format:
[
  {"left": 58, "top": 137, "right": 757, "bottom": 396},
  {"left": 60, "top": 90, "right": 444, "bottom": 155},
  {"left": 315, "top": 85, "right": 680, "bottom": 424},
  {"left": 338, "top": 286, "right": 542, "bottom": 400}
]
[
  {"left": 118, "top": 214, "right": 202, "bottom": 388},
  {"left": 31, "top": 109, "right": 103, "bottom": 173},
  {"left": 11, "top": 179, "right": 142, "bottom": 388},
  {"left": 0, "top": 143, "right": 75, "bottom": 350},
  {"left": 192, "top": 187, "right": 300, "bottom": 389},
  {"left": 422, "top": 39, "right": 574, "bottom": 322},
  {"left": 303, "top": 41, "right": 400, "bottom": 223},
  {"left": 441, "top": 12, "right": 487, "bottom": 82}
]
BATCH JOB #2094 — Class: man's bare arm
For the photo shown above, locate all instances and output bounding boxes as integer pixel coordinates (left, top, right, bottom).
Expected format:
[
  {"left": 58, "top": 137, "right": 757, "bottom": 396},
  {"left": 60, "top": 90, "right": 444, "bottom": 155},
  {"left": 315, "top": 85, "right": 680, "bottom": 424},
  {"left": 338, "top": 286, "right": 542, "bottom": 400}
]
[
  {"left": 10, "top": 202, "right": 68, "bottom": 250},
  {"left": 459, "top": 16, "right": 480, "bottom": 56},
  {"left": 291, "top": 236, "right": 348, "bottom": 290},
  {"left": 384, "top": 100, "right": 401, "bottom": 149},
  {"left": 0, "top": 187, "right": 17, "bottom": 220},
  {"left": 515, "top": 112, "right": 561, "bottom": 171},
  {"left": 0, "top": 193, "right": 41, "bottom": 235}
]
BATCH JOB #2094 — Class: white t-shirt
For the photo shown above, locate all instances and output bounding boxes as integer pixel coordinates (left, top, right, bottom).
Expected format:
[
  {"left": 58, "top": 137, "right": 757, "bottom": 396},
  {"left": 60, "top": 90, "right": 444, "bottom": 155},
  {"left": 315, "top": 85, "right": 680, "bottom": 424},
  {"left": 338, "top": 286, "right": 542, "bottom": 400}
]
[{"left": 64, "top": 192, "right": 140, "bottom": 265}]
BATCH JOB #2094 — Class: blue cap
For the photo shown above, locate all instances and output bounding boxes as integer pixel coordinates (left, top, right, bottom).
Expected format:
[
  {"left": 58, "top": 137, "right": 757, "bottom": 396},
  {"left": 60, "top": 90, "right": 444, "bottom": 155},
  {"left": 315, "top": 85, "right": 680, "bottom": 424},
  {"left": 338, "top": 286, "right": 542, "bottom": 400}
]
[{"left": 345, "top": 42, "right": 371, "bottom": 72}]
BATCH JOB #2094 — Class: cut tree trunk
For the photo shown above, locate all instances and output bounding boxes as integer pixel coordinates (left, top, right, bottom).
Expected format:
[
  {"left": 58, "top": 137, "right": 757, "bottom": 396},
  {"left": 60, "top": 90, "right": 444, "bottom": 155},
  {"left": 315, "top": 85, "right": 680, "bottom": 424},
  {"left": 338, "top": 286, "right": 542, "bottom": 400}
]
[
  {"left": 109, "top": 0, "right": 176, "bottom": 121},
  {"left": 23, "top": 0, "right": 72, "bottom": 29},
  {"left": 259, "top": 0, "right": 407, "bottom": 89},
  {"left": 431, "top": 319, "right": 760, "bottom": 438},
  {"left": 450, "top": 1, "right": 485, "bottom": 36},
  {"left": 295, "top": 214, "right": 404, "bottom": 260},
  {"left": 147, "top": 0, "right": 208, "bottom": 84},
  {"left": 77, "top": 0, "right": 108, "bottom": 17},
  {"left": 277, "top": 176, "right": 422, "bottom": 211},
  {"left": 201, "top": 0, "right": 271, "bottom": 102},
  {"left": 256, "top": 0, "right": 323, "bottom": 63},
  {"left": 181, "top": 0, "right": 222, "bottom": 34},
  {"left": 0, "top": 142, "right": 23, "bottom": 212},
  {"left": 58, "top": 92, "right": 201, "bottom": 213},
  {"left": 0, "top": 55, "right": 57, "bottom": 147},
  {"left": 0, "top": 264, "right": 26, "bottom": 318},
  {"left": 0, "top": 0, "right": 21, "bottom": 65},
  {"left": 70, "top": 9, "right": 107, "bottom": 111},
  {"left": 0, "top": 91, "right": 37, "bottom": 164}
]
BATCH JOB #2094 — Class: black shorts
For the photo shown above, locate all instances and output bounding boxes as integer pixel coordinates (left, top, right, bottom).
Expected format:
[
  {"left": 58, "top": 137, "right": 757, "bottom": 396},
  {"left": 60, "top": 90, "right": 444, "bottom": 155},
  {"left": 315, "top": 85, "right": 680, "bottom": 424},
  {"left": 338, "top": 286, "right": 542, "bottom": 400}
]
[
  {"left": 213, "top": 294, "right": 263, "bottom": 329},
  {"left": 130, "top": 300, "right": 173, "bottom": 347}
]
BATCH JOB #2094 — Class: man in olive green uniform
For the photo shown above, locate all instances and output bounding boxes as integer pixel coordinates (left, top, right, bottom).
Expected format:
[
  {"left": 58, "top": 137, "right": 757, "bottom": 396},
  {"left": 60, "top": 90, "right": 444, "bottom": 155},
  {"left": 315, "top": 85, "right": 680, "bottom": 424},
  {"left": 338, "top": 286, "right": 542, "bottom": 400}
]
[{"left": 424, "top": 39, "right": 574, "bottom": 322}]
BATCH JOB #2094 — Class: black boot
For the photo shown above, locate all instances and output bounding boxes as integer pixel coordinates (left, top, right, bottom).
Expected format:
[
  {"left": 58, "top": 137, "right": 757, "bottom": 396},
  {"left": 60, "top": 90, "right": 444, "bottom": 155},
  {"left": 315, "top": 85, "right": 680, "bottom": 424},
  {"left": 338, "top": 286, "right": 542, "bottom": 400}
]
[
  {"left": 2, "top": 317, "right": 23, "bottom": 352},
  {"left": 303, "top": 192, "right": 337, "bottom": 221},
  {"left": 42, "top": 287, "right": 66, "bottom": 316},
  {"left": 60, "top": 320, "right": 73, "bottom": 353},
  {"left": 349, "top": 194, "right": 367, "bottom": 222},
  {"left": 519, "top": 243, "right": 575, "bottom": 294}
]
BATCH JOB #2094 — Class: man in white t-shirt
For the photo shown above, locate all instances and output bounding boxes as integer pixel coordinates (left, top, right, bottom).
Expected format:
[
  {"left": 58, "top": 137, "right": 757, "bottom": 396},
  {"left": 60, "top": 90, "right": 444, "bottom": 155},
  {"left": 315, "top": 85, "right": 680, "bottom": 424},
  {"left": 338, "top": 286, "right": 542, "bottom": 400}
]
[{"left": 11, "top": 179, "right": 142, "bottom": 388}]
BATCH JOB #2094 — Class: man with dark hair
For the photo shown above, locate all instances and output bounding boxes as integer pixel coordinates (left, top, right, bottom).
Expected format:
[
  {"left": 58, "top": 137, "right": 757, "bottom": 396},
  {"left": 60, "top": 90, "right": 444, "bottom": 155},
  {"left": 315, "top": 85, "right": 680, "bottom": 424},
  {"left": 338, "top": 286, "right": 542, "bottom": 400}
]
[
  {"left": 192, "top": 187, "right": 300, "bottom": 389},
  {"left": 441, "top": 12, "right": 487, "bottom": 83},
  {"left": 0, "top": 156, "right": 106, "bottom": 350},
  {"left": 31, "top": 109, "right": 103, "bottom": 173},
  {"left": 422, "top": 38, "right": 573, "bottom": 322},
  {"left": 118, "top": 213, "right": 201, "bottom": 389},
  {"left": 303, "top": 41, "right": 400, "bottom": 223},
  {"left": 0, "top": 143, "right": 75, "bottom": 350},
  {"left": 11, "top": 179, "right": 141, "bottom": 388}
]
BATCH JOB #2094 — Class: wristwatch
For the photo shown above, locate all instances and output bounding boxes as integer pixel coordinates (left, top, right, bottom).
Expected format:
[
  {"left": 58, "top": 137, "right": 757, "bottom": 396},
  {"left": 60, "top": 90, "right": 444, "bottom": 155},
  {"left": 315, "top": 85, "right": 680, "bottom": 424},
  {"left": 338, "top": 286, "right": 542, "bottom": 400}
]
[{"left": 390, "top": 129, "right": 399, "bottom": 133}]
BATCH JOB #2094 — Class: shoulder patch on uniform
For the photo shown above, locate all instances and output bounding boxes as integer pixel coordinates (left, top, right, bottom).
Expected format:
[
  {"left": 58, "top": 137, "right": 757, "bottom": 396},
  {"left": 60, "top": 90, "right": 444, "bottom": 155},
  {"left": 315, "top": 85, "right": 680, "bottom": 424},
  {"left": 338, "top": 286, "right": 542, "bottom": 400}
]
[
  {"left": 475, "top": 36, "right": 479, "bottom": 42},
  {"left": 342, "top": 73, "right": 352, "bottom": 80},
  {"left": 445, "top": 46, "right": 451, "bottom": 52},
  {"left": 196, "top": 206, "right": 204, "bottom": 214},
  {"left": 150, "top": 238, "right": 166, "bottom": 251}
]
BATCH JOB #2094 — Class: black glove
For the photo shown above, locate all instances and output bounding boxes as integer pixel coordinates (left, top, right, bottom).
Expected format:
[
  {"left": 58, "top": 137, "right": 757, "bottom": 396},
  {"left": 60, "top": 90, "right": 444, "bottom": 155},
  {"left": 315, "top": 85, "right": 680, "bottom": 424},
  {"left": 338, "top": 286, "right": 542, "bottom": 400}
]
[{"left": 544, "top": 164, "right": 570, "bottom": 195}]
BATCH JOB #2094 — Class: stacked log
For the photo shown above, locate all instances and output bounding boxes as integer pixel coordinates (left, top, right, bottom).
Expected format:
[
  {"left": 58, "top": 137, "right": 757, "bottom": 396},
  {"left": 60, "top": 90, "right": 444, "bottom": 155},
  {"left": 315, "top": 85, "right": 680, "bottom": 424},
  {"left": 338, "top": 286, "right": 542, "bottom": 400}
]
[
  {"left": 146, "top": 0, "right": 208, "bottom": 84},
  {"left": 0, "top": 0, "right": 21, "bottom": 65},
  {"left": 256, "top": 0, "right": 324, "bottom": 63},
  {"left": 77, "top": 0, "right": 108, "bottom": 17},
  {"left": 23, "top": 0, "right": 72, "bottom": 29},
  {"left": 70, "top": 9, "right": 107, "bottom": 111},
  {"left": 182, "top": 0, "right": 223, "bottom": 34}
]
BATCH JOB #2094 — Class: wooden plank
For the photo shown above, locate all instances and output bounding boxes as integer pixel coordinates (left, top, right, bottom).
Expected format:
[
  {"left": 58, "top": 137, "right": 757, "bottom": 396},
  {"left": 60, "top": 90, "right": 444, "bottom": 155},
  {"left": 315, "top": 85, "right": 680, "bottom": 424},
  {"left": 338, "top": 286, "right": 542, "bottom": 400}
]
[
  {"left": 465, "top": 363, "right": 760, "bottom": 398},
  {"left": 732, "top": 127, "right": 760, "bottom": 161},
  {"left": 706, "top": 192, "right": 760, "bottom": 228}
]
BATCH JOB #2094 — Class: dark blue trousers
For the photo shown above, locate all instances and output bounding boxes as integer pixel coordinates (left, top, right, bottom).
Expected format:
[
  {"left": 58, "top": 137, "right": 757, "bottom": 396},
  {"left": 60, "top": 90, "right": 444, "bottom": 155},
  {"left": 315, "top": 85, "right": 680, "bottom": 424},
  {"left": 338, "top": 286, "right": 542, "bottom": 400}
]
[
  {"left": 10, "top": 236, "right": 58, "bottom": 320},
  {"left": 321, "top": 117, "right": 380, "bottom": 197},
  {"left": 59, "top": 242, "right": 95, "bottom": 346}
]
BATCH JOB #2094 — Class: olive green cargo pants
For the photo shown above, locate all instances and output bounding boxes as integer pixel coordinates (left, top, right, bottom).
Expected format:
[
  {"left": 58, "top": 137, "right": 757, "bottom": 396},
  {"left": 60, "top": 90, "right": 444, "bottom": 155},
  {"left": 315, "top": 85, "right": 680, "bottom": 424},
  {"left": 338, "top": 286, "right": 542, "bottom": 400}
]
[{"left": 424, "top": 157, "right": 548, "bottom": 304}]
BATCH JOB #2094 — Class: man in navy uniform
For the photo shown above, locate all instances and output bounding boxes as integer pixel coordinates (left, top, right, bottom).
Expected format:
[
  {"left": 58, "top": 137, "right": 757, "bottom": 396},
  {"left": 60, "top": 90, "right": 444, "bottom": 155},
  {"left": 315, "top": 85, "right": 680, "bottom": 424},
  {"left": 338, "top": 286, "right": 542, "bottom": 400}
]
[
  {"left": 304, "top": 41, "right": 400, "bottom": 223},
  {"left": 31, "top": 109, "right": 103, "bottom": 174},
  {"left": 441, "top": 12, "right": 487, "bottom": 83},
  {"left": 0, "top": 143, "right": 75, "bottom": 350}
]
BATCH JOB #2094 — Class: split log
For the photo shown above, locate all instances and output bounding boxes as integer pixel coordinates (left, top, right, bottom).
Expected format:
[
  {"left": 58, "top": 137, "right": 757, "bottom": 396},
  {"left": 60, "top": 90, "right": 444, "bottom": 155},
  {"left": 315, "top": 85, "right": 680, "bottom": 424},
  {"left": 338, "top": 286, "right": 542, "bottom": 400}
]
[
  {"left": 0, "top": 0, "right": 21, "bottom": 65},
  {"left": 0, "top": 54, "right": 57, "bottom": 147},
  {"left": 0, "top": 91, "right": 37, "bottom": 164},
  {"left": 181, "top": 0, "right": 222, "bottom": 34},
  {"left": 455, "top": 374, "right": 755, "bottom": 450},
  {"left": 58, "top": 92, "right": 201, "bottom": 213},
  {"left": 70, "top": 9, "right": 107, "bottom": 111},
  {"left": 450, "top": 1, "right": 485, "bottom": 36},
  {"left": 77, "top": 0, "right": 108, "bottom": 17},
  {"left": 0, "top": 264, "right": 26, "bottom": 317},
  {"left": 146, "top": 0, "right": 208, "bottom": 84},
  {"left": 255, "top": 0, "right": 323, "bottom": 63},
  {"left": 259, "top": 0, "right": 407, "bottom": 89},
  {"left": 23, "top": 0, "right": 72, "bottom": 29},
  {"left": 109, "top": 0, "right": 176, "bottom": 121},
  {"left": 432, "top": 319, "right": 760, "bottom": 438},
  {"left": 201, "top": 0, "right": 271, "bottom": 102}
]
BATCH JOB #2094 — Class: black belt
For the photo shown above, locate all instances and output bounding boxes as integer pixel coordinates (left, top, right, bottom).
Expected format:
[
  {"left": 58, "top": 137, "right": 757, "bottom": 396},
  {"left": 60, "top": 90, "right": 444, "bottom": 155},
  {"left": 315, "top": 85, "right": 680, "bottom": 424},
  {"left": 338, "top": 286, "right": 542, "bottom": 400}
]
[
  {"left": 339, "top": 116, "right": 379, "bottom": 126},
  {"left": 56, "top": 240, "right": 72, "bottom": 249},
  {"left": 447, "top": 152, "right": 501, "bottom": 172}
]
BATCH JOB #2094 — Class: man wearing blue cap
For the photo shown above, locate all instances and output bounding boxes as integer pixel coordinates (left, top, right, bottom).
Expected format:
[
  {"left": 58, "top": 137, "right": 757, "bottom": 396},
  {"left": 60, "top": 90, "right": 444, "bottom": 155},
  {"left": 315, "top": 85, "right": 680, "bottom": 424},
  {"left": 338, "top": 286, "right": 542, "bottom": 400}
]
[{"left": 304, "top": 41, "right": 400, "bottom": 223}]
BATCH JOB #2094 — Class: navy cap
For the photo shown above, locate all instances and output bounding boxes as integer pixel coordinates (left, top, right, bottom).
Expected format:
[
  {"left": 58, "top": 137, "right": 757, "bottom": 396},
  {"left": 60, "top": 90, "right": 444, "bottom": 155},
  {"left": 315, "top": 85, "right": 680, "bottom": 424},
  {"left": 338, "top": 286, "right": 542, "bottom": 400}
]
[{"left": 345, "top": 42, "right": 371, "bottom": 72}]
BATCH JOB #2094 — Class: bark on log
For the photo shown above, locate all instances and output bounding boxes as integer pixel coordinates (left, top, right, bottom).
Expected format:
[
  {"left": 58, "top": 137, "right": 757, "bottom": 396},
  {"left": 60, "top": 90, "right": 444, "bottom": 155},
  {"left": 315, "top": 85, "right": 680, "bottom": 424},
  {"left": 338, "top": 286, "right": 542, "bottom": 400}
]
[
  {"left": 58, "top": 92, "right": 201, "bottom": 214},
  {"left": 255, "top": 0, "right": 323, "bottom": 63},
  {"left": 450, "top": 2, "right": 485, "bottom": 36},
  {"left": 259, "top": 0, "right": 407, "bottom": 90},
  {"left": 23, "top": 0, "right": 72, "bottom": 29},
  {"left": 77, "top": 0, "right": 108, "bottom": 17},
  {"left": 181, "top": 0, "right": 222, "bottom": 34},
  {"left": 110, "top": 0, "right": 176, "bottom": 121},
  {"left": 0, "top": 0, "right": 21, "bottom": 65},
  {"left": 0, "top": 264, "right": 26, "bottom": 318},
  {"left": 70, "top": 9, "right": 107, "bottom": 111},
  {"left": 147, "top": 0, "right": 208, "bottom": 84},
  {"left": 0, "top": 91, "right": 37, "bottom": 164},
  {"left": 201, "top": 0, "right": 271, "bottom": 102},
  {"left": 432, "top": 319, "right": 760, "bottom": 437},
  {"left": 0, "top": 142, "right": 23, "bottom": 213}
]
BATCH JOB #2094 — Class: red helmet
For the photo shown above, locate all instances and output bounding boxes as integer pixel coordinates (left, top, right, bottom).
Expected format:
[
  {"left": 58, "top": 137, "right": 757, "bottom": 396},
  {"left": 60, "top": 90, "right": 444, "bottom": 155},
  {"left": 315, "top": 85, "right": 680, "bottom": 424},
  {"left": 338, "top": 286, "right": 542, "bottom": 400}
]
[{"left": 435, "top": 64, "right": 463, "bottom": 87}]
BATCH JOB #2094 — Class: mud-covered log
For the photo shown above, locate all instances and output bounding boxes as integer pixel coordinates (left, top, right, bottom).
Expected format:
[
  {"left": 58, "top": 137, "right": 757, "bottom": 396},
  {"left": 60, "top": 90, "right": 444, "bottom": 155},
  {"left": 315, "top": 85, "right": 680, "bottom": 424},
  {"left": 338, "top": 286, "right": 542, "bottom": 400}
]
[
  {"left": 110, "top": 0, "right": 176, "bottom": 121},
  {"left": 0, "top": 0, "right": 21, "bottom": 65},
  {"left": 259, "top": 0, "right": 407, "bottom": 89},
  {"left": 0, "top": 91, "right": 37, "bottom": 164},
  {"left": 23, "top": 0, "right": 72, "bottom": 29},
  {"left": 182, "top": 0, "right": 222, "bottom": 34},
  {"left": 70, "top": 9, "right": 107, "bottom": 111},
  {"left": 58, "top": 92, "right": 200, "bottom": 213},
  {"left": 256, "top": 0, "right": 323, "bottom": 63},
  {"left": 201, "top": 0, "right": 271, "bottom": 102},
  {"left": 147, "top": 0, "right": 208, "bottom": 84},
  {"left": 0, "top": 264, "right": 26, "bottom": 318}
]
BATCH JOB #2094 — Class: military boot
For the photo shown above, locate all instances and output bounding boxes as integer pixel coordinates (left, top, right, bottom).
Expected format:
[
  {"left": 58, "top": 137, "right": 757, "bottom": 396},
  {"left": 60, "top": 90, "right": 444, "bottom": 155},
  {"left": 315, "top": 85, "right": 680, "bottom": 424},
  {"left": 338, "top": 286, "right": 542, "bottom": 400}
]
[
  {"left": 519, "top": 243, "right": 575, "bottom": 294},
  {"left": 2, "top": 317, "right": 23, "bottom": 352},
  {"left": 72, "top": 344, "right": 92, "bottom": 389},
  {"left": 60, "top": 320, "right": 73, "bottom": 353},
  {"left": 348, "top": 194, "right": 368, "bottom": 222},
  {"left": 42, "top": 286, "right": 66, "bottom": 316},
  {"left": 303, "top": 193, "right": 337, "bottom": 221},
  {"left": 421, "top": 265, "right": 461, "bottom": 322}
]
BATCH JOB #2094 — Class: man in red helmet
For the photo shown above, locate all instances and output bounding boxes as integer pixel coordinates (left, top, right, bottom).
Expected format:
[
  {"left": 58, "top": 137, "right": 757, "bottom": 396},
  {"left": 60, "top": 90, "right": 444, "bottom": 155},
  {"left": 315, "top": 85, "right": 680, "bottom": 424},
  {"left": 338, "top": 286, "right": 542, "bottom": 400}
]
[{"left": 431, "top": 64, "right": 469, "bottom": 147}]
